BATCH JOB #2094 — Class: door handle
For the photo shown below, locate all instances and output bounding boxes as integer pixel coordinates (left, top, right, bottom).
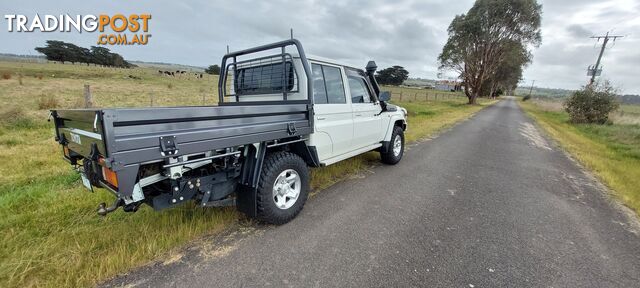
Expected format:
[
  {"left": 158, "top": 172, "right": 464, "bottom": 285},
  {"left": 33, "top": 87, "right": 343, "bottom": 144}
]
[
  {"left": 355, "top": 114, "right": 362, "bottom": 117},
  {"left": 317, "top": 117, "right": 326, "bottom": 120}
]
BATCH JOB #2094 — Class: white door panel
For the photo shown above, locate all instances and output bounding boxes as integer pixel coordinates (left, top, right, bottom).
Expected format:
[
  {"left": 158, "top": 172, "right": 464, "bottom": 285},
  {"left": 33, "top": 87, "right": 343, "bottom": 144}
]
[
  {"left": 352, "top": 104, "right": 383, "bottom": 147},
  {"left": 310, "top": 62, "right": 354, "bottom": 161},
  {"left": 346, "top": 75, "right": 383, "bottom": 149},
  {"left": 314, "top": 104, "right": 353, "bottom": 160}
]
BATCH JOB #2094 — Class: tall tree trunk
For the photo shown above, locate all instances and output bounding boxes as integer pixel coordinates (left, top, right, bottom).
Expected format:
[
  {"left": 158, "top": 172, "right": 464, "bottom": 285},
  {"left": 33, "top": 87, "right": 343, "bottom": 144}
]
[
  {"left": 468, "top": 76, "right": 482, "bottom": 104},
  {"left": 489, "top": 79, "right": 496, "bottom": 99},
  {"left": 464, "top": 83, "right": 471, "bottom": 101},
  {"left": 469, "top": 92, "right": 478, "bottom": 104}
]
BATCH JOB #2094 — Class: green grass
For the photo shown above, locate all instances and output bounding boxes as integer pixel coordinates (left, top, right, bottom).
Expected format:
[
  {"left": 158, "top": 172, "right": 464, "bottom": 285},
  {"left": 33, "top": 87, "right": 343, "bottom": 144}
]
[
  {"left": 519, "top": 101, "right": 640, "bottom": 216},
  {"left": 0, "top": 60, "right": 496, "bottom": 287}
]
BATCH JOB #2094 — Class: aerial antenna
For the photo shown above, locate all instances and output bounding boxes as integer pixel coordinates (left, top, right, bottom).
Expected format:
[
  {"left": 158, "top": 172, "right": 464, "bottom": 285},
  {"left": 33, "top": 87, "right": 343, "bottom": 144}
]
[
  {"left": 290, "top": 28, "right": 294, "bottom": 39},
  {"left": 226, "top": 45, "right": 229, "bottom": 54}
]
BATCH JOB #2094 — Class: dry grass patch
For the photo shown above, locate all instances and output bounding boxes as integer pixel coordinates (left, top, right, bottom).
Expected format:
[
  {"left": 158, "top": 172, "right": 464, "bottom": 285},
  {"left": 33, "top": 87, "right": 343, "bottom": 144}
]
[{"left": 37, "top": 95, "right": 59, "bottom": 110}]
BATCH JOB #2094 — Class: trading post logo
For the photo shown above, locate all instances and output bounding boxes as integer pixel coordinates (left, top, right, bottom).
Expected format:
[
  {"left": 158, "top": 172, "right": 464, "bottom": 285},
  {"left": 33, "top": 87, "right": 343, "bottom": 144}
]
[{"left": 4, "top": 14, "right": 152, "bottom": 46}]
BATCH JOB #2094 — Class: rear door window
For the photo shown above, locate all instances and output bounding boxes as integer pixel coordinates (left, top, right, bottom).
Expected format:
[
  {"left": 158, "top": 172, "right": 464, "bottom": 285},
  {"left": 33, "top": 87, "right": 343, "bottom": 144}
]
[
  {"left": 311, "top": 64, "right": 346, "bottom": 104},
  {"left": 311, "top": 64, "right": 327, "bottom": 104},
  {"left": 322, "top": 66, "right": 346, "bottom": 104}
]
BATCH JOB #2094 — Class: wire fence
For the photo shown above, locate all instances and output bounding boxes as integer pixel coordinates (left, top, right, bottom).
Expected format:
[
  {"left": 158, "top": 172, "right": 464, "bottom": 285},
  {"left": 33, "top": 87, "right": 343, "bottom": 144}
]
[
  {"left": 78, "top": 85, "right": 465, "bottom": 109},
  {"left": 386, "top": 88, "right": 465, "bottom": 102}
]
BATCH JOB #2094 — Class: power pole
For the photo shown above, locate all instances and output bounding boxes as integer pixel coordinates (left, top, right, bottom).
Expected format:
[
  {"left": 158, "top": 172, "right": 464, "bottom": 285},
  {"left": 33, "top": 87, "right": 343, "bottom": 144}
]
[
  {"left": 589, "top": 32, "right": 623, "bottom": 85},
  {"left": 528, "top": 80, "right": 535, "bottom": 97}
]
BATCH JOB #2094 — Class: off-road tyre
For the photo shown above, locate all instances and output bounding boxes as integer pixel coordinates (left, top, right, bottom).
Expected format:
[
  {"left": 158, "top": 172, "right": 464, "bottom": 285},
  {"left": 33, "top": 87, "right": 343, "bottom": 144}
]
[
  {"left": 256, "top": 151, "right": 310, "bottom": 224},
  {"left": 381, "top": 126, "right": 404, "bottom": 165}
]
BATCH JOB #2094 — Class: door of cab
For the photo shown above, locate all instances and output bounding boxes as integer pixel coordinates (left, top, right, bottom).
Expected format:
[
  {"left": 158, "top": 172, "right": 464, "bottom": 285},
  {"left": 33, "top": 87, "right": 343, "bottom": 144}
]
[
  {"left": 346, "top": 70, "right": 383, "bottom": 149},
  {"left": 310, "top": 63, "right": 353, "bottom": 161}
]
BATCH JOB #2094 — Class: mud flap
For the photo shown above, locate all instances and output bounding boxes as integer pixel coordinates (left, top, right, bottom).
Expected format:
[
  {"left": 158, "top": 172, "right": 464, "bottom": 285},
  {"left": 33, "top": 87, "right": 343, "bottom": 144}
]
[
  {"left": 236, "top": 142, "right": 266, "bottom": 217},
  {"left": 380, "top": 141, "right": 391, "bottom": 153}
]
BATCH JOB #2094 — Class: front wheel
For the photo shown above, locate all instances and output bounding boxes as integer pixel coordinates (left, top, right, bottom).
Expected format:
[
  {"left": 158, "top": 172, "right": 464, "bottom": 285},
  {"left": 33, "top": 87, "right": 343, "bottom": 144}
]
[
  {"left": 256, "top": 151, "right": 310, "bottom": 224},
  {"left": 381, "top": 126, "right": 404, "bottom": 165}
]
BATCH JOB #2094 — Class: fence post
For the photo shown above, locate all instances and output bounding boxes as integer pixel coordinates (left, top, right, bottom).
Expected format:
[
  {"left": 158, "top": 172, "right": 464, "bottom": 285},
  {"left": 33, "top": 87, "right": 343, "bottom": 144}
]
[
  {"left": 414, "top": 92, "right": 417, "bottom": 101},
  {"left": 150, "top": 92, "right": 154, "bottom": 107},
  {"left": 202, "top": 93, "right": 206, "bottom": 105},
  {"left": 83, "top": 84, "right": 93, "bottom": 108},
  {"left": 399, "top": 90, "right": 403, "bottom": 101}
]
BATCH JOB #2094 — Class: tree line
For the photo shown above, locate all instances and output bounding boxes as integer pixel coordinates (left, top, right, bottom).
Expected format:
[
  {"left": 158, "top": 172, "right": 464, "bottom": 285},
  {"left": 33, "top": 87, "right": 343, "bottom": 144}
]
[
  {"left": 35, "top": 40, "right": 134, "bottom": 68},
  {"left": 439, "top": 0, "right": 542, "bottom": 104}
]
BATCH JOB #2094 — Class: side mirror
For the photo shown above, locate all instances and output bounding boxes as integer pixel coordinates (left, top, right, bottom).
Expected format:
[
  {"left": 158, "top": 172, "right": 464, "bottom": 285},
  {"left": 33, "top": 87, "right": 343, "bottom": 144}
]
[{"left": 378, "top": 91, "right": 391, "bottom": 102}]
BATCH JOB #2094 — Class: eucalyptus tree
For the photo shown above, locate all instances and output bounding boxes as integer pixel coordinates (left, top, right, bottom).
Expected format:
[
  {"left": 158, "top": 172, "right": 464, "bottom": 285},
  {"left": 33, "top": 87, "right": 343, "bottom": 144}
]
[{"left": 438, "top": 0, "right": 542, "bottom": 104}]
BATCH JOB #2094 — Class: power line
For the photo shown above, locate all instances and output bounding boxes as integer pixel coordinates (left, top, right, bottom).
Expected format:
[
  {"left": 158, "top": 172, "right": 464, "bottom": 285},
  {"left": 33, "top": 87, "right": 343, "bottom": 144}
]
[{"left": 588, "top": 32, "right": 623, "bottom": 85}]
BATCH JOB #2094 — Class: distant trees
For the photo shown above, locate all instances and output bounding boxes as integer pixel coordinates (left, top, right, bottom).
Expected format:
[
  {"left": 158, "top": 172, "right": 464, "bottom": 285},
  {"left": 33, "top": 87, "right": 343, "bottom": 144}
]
[
  {"left": 376, "top": 66, "right": 409, "bottom": 86},
  {"left": 35, "top": 40, "right": 134, "bottom": 68},
  {"left": 438, "top": 0, "right": 542, "bottom": 104},
  {"left": 205, "top": 64, "right": 220, "bottom": 75}
]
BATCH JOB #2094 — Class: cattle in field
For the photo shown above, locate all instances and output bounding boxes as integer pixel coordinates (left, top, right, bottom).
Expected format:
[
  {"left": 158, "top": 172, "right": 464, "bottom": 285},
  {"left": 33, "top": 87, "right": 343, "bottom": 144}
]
[{"left": 158, "top": 70, "right": 205, "bottom": 79}]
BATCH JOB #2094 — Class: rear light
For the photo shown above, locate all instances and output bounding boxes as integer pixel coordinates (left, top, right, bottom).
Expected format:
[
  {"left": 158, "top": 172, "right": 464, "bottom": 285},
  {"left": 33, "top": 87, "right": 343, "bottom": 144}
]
[
  {"left": 63, "top": 146, "right": 70, "bottom": 158},
  {"left": 99, "top": 158, "right": 118, "bottom": 188}
]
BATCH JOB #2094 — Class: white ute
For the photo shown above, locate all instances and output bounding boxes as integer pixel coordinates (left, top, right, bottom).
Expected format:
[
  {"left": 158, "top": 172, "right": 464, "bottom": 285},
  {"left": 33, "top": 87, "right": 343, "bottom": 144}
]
[{"left": 51, "top": 39, "right": 407, "bottom": 224}]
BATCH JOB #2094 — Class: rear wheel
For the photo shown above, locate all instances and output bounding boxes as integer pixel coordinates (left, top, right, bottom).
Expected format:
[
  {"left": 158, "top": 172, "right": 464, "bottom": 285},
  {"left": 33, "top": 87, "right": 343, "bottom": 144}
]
[
  {"left": 256, "top": 151, "right": 309, "bottom": 224},
  {"left": 381, "top": 126, "right": 404, "bottom": 165}
]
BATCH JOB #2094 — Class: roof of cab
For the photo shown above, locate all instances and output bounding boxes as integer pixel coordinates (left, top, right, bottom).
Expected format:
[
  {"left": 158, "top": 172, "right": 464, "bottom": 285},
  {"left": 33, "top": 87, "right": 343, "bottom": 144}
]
[{"left": 290, "top": 52, "right": 364, "bottom": 72}]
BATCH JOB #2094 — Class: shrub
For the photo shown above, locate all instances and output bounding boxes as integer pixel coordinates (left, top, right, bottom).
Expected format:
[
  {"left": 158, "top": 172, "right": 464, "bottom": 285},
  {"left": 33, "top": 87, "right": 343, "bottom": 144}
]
[
  {"left": 37, "top": 95, "right": 59, "bottom": 109},
  {"left": 1, "top": 71, "right": 11, "bottom": 80},
  {"left": 167, "top": 83, "right": 174, "bottom": 89},
  {"left": 523, "top": 95, "right": 531, "bottom": 101},
  {"left": 564, "top": 81, "right": 619, "bottom": 124}
]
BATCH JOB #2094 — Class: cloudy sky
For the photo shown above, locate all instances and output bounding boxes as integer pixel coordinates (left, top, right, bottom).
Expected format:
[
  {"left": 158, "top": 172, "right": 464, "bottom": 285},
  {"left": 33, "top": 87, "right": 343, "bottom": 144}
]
[{"left": 1, "top": 0, "right": 639, "bottom": 94}]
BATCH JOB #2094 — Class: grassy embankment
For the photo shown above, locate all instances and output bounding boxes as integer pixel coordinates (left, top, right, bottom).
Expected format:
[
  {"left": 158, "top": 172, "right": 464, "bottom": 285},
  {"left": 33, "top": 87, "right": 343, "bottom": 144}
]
[
  {"left": 519, "top": 99, "right": 640, "bottom": 215},
  {"left": 0, "top": 61, "right": 495, "bottom": 287}
]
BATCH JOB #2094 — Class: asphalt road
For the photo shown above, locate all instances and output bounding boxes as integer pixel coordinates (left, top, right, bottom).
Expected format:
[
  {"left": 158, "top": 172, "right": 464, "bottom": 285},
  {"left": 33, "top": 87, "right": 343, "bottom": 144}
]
[{"left": 105, "top": 98, "right": 640, "bottom": 287}]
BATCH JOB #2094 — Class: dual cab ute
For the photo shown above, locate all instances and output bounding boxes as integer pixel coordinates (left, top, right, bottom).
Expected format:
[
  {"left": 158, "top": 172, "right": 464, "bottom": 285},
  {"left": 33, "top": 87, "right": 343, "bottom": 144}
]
[{"left": 51, "top": 39, "right": 408, "bottom": 224}]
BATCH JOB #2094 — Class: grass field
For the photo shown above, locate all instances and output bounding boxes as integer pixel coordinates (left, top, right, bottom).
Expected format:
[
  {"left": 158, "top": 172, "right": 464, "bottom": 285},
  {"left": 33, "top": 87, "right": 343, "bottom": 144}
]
[
  {"left": 519, "top": 99, "right": 640, "bottom": 216},
  {"left": 0, "top": 61, "right": 495, "bottom": 287}
]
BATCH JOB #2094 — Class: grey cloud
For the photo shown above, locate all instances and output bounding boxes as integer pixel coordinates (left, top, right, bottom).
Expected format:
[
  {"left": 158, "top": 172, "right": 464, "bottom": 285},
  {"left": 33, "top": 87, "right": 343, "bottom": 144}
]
[
  {"left": 567, "top": 24, "right": 592, "bottom": 38},
  {"left": 0, "top": 0, "right": 638, "bottom": 93}
]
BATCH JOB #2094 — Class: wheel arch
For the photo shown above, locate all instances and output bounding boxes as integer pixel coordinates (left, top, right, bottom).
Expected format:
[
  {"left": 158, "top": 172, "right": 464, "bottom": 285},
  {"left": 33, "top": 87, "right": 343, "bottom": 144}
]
[
  {"left": 273, "top": 141, "right": 321, "bottom": 168},
  {"left": 394, "top": 119, "right": 407, "bottom": 131}
]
